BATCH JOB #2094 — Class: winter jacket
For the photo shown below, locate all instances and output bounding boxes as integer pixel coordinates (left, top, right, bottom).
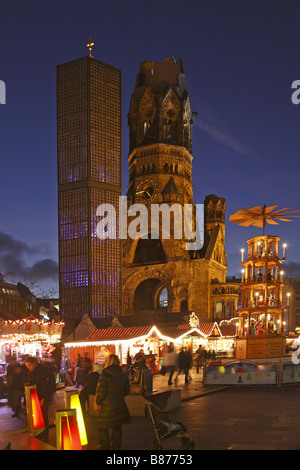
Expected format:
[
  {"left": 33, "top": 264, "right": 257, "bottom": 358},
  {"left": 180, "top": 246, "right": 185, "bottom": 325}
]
[
  {"left": 84, "top": 371, "right": 100, "bottom": 394},
  {"left": 178, "top": 350, "right": 192, "bottom": 369},
  {"left": 25, "top": 363, "right": 53, "bottom": 403},
  {"left": 164, "top": 350, "right": 178, "bottom": 367},
  {"left": 60, "top": 358, "right": 71, "bottom": 374},
  {"left": 96, "top": 364, "right": 131, "bottom": 429}
]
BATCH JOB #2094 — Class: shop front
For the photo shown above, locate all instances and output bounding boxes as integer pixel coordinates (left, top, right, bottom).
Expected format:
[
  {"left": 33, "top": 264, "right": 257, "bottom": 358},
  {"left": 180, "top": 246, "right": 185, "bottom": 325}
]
[
  {"left": 64, "top": 320, "right": 237, "bottom": 375},
  {"left": 175, "top": 321, "right": 236, "bottom": 355},
  {"left": 64, "top": 325, "right": 180, "bottom": 374},
  {"left": 0, "top": 317, "right": 64, "bottom": 363}
]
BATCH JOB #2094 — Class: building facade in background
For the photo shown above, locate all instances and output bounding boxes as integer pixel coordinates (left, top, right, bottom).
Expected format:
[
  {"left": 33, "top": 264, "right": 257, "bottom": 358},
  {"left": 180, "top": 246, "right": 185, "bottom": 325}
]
[
  {"left": 283, "top": 278, "right": 300, "bottom": 331},
  {"left": 0, "top": 279, "right": 38, "bottom": 320},
  {"left": 57, "top": 55, "right": 122, "bottom": 328},
  {"left": 123, "top": 57, "right": 239, "bottom": 320}
]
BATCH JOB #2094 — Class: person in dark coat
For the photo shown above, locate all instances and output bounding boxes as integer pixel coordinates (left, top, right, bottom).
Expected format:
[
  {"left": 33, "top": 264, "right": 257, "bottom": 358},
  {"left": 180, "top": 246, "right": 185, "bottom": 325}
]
[
  {"left": 24, "top": 356, "right": 53, "bottom": 440},
  {"left": 77, "top": 352, "right": 92, "bottom": 388},
  {"left": 74, "top": 354, "right": 82, "bottom": 388},
  {"left": 96, "top": 354, "right": 131, "bottom": 450},
  {"left": 10, "top": 362, "right": 25, "bottom": 417},
  {"left": 174, "top": 347, "right": 192, "bottom": 384},
  {"left": 60, "top": 354, "right": 72, "bottom": 387},
  {"left": 79, "top": 367, "right": 100, "bottom": 418},
  {"left": 6, "top": 357, "right": 19, "bottom": 407}
]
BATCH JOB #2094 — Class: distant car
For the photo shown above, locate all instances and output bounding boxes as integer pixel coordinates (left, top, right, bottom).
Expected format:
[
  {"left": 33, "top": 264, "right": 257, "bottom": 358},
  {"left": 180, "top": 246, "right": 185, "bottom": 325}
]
[{"left": 0, "top": 363, "right": 8, "bottom": 399}]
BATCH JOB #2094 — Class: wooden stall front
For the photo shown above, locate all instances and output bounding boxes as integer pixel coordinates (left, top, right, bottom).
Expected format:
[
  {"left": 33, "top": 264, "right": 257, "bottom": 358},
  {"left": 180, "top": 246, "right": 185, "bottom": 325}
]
[
  {"left": 236, "top": 334, "right": 286, "bottom": 359},
  {"left": 63, "top": 325, "right": 179, "bottom": 376}
]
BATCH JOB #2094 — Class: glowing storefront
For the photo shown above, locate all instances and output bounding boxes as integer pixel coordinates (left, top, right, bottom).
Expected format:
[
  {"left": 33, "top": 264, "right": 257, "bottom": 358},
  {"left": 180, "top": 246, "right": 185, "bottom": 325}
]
[
  {"left": 64, "top": 320, "right": 236, "bottom": 372},
  {"left": 0, "top": 317, "right": 64, "bottom": 362}
]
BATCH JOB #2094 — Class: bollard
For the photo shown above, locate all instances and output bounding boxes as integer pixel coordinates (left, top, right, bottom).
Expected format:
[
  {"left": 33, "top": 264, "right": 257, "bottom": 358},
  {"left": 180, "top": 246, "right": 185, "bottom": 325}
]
[
  {"left": 55, "top": 409, "right": 82, "bottom": 450},
  {"left": 141, "top": 368, "right": 153, "bottom": 396},
  {"left": 24, "top": 385, "right": 45, "bottom": 437},
  {"left": 64, "top": 390, "right": 88, "bottom": 446}
]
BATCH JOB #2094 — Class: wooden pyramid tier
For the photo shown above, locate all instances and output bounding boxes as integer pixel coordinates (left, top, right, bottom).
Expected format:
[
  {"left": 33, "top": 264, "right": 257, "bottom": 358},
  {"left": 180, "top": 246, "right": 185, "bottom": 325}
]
[{"left": 235, "top": 234, "right": 289, "bottom": 359}]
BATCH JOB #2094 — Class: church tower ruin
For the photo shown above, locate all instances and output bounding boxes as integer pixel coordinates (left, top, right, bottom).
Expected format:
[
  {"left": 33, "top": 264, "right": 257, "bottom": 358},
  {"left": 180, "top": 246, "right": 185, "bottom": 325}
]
[{"left": 122, "top": 57, "right": 238, "bottom": 321}]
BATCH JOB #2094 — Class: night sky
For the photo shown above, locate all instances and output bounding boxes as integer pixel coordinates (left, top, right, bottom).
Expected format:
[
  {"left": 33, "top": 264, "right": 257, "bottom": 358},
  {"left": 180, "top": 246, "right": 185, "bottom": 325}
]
[{"left": 1, "top": 0, "right": 300, "bottom": 296}]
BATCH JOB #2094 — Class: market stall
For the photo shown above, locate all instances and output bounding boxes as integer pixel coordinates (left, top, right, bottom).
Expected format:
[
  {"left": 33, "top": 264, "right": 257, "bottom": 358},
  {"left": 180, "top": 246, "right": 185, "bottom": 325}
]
[
  {"left": 0, "top": 316, "right": 64, "bottom": 362},
  {"left": 64, "top": 325, "right": 180, "bottom": 374},
  {"left": 176, "top": 321, "right": 236, "bottom": 355},
  {"left": 64, "top": 319, "right": 237, "bottom": 374}
]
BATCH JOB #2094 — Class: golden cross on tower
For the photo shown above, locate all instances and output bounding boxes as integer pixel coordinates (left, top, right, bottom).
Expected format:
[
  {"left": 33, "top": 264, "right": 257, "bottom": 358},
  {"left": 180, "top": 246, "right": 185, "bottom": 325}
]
[{"left": 87, "top": 38, "right": 94, "bottom": 58}]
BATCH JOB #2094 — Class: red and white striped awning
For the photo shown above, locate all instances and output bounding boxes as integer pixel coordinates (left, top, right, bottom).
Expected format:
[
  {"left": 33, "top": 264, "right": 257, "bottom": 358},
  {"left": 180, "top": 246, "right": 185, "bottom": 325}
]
[
  {"left": 88, "top": 326, "right": 153, "bottom": 341},
  {"left": 219, "top": 324, "right": 237, "bottom": 337},
  {"left": 178, "top": 322, "right": 222, "bottom": 337},
  {"left": 88, "top": 322, "right": 236, "bottom": 341},
  {"left": 65, "top": 322, "right": 236, "bottom": 348}
]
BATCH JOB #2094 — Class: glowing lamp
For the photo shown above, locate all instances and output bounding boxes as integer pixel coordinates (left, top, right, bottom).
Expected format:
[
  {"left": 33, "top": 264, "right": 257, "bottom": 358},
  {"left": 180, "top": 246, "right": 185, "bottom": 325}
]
[
  {"left": 64, "top": 390, "right": 88, "bottom": 446},
  {"left": 56, "top": 409, "right": 82, "bottom": 450},
  {"left": 25, "top": 385, "right": 45, "bottom": 437},
  {"left": 283, "top": 244, "right": 287, "bottom": 258}
]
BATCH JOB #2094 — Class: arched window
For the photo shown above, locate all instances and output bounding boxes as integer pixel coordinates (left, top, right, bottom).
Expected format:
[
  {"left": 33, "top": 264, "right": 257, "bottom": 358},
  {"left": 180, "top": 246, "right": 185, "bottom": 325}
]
[
  {"left": 133, "top": 279, "right": 167, "bottom": 314},
  {"left": 159, "top": 288, "right": 168, "bottom": 308},
  {"left": 216, "top": 300, "right": 223, "bottom": 320}
]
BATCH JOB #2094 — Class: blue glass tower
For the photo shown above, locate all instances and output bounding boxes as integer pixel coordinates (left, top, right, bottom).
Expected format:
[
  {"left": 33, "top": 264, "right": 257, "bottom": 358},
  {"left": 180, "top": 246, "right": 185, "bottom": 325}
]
[{"left": 57, "top": 54, "right": 122, "bottom": 328}]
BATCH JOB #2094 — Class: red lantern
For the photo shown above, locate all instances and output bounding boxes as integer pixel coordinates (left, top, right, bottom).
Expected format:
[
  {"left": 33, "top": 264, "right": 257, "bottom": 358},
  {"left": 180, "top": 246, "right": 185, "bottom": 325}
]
[
  {"left": 56, "top": 409, "right": 82, "bottom": 450},
  {"left": 25, "top": 385, "right": 45, "bottom": 436}
]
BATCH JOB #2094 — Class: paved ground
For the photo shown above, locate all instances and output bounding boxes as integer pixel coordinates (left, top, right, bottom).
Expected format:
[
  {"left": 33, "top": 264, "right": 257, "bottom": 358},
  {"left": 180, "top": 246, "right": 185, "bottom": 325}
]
[
  {"left": 1, "top": 369, "right": 300, "bottom": 450},
  {"left": 175, "top": 386, "right": 300, "bottom": 450}
]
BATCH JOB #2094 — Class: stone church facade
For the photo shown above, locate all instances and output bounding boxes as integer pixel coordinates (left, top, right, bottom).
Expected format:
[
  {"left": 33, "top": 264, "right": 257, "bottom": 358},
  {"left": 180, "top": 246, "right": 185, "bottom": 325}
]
[{"left": 122, "top": 57, "right": 239, "bottom": 321}]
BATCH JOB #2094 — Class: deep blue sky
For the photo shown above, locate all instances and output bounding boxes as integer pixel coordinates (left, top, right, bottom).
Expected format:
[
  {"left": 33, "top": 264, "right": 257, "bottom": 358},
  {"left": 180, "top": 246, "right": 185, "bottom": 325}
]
[{"left": 1, "top": 0, "right": 300, "bottom": 295}]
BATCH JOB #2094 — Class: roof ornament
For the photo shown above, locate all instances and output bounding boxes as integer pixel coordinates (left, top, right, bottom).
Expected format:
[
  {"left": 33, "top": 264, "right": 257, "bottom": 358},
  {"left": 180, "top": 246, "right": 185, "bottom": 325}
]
[
  {"left": 229, "top": 204, "right": 299, "bottom": 235},
  {"left": 86, "top": 37, "right": 94, "bottom": 58}
]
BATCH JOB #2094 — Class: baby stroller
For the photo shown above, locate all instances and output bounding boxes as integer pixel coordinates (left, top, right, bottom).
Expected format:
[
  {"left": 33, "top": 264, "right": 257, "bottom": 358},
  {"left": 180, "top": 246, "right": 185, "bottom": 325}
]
[{"left": 144, "top": 393, "right": 195, "bottom": 450}]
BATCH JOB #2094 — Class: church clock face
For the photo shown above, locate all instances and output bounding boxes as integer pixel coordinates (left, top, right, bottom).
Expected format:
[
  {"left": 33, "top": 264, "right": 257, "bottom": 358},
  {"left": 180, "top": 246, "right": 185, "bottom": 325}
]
[{"left": 135, "top": 179, "right": 158, "bottom": 202}]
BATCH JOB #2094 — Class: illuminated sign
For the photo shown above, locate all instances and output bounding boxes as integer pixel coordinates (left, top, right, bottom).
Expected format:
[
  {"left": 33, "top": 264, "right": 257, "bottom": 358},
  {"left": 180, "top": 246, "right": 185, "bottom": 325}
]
[
  {"left": 189, "top": 312, "right": 199, "bottom": 328},
  {"left": 17, "top": 322, "right": 42, "bottom": 335}
]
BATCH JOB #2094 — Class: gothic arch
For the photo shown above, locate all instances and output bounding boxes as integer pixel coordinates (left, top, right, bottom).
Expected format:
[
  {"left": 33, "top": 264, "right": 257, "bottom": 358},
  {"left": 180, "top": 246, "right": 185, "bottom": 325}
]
[{"left": 123, "top": 267, "right": 173, "bottom": 315}]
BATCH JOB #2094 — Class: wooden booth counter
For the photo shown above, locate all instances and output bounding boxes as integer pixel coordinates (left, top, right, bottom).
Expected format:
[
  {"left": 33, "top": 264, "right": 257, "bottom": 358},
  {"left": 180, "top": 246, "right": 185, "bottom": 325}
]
[{"left": 236, "top": 334, "right": 286, "bottom": 359}]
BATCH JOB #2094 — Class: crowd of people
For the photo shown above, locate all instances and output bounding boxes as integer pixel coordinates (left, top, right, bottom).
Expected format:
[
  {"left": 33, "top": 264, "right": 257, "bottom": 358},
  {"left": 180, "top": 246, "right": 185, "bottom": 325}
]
[
  {"left": 3, "top": 342, "right": 236, "bottom": 450},
  {"left": 4, "top": 351, "right": 132, "bottom": 450},
  {"left": 70, "top": 351, "right": 132, "bottom": 450},
  {"left": 5, "top": 355, "right": 58, "bottom": 441},
  {"left": 161, "top": 344, "right": 227, "bottom": 386}
]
